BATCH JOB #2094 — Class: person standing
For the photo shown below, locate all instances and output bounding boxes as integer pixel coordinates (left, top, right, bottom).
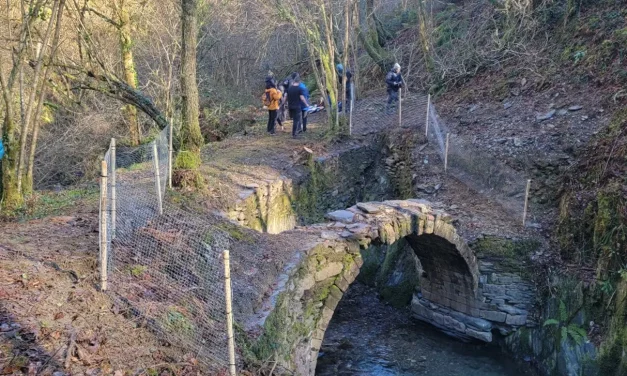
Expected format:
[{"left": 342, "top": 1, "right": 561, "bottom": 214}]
[
  {"left": 385, "top": 63, "right": 403, "bottom": 114},
  {"left": 299, "top": 79, "right": 311, "bottom": 132},
  {"left": 262, "top": 80, "right": 282, "bottom": 135},
  {"left": 336, "top": 64, "right": 353, "bottom": 113},
  {"left": 287, "top": 73, "right": 309, "bottom": 138}
]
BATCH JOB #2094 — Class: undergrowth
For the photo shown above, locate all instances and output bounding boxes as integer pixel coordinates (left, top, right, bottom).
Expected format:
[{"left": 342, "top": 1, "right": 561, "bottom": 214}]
[{"left": 0, "top": 187, "right": 99, "bottom": 222}]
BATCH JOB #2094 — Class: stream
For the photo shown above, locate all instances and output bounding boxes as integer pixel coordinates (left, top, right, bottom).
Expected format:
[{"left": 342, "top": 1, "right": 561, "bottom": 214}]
[{"left": 316, "top": 283, "right": 534, "bottom": 376}]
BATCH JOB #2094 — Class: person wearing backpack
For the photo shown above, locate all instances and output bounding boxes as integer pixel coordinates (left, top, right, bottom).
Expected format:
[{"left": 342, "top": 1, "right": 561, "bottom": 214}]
[{"left": 262, "top": 80, "right": 282, "bottom": 135}]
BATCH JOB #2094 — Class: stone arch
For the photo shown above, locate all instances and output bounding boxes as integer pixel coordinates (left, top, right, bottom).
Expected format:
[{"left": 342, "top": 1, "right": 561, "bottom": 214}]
[{"left": 247, "top": 200, "right": 534, "bottom": 376}]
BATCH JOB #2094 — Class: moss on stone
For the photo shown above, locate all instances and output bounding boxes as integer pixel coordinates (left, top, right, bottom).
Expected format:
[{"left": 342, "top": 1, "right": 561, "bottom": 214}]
[
  {"left": 357, "top": 243, "right": 384, "bottom": 286},
  {"left": 472, "top": 236, "right": 540, "bottom": 261}
]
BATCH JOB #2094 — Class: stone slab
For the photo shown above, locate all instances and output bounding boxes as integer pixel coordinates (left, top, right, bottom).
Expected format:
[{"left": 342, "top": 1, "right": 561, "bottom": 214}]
[
  {"left": 326, "top": 210, "right": 355, "bottom": 223},
  {"left": 356, "top": 202, "right": 382, "bottom": 214}
]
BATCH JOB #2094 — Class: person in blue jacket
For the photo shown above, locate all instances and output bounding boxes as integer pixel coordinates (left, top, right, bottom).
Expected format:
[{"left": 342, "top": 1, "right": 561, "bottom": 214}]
[
  {"left": 0, "top": 140, "right": 4, "bottom": 160},
  {"left": 291, "top": 72, "right": 310, "bottom": 133}
]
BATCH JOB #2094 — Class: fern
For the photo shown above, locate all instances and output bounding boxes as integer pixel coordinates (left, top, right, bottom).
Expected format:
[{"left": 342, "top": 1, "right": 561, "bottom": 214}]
[
  {"left": 544, "top": 299, "right": 589, "bottom": 346},
  {"left": 543, "top": 319, "right": 559, "bottom": 326}
]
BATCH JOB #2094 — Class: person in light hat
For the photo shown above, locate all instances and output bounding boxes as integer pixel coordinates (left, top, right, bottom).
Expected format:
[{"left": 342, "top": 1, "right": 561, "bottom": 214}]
[{"left": 385, "top": 63, "right": 403, "bottom": 114}]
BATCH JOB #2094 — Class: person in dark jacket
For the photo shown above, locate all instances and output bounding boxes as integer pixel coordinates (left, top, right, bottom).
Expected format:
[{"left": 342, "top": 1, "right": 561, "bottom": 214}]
[
  {"left": 287, "top": 73, "right": 309, "bottom": 138},
  {"left": 336, "top": 64, "right": 353, "bottom": 113},
  {"left": 385, "top": 63, "right": 403, "bottom": 114}
]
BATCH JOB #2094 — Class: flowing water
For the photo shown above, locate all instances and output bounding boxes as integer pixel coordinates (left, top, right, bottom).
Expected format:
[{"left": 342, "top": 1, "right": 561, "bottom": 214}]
[{"left": 316, "top": 283, "right": 534, "bottom": 376}]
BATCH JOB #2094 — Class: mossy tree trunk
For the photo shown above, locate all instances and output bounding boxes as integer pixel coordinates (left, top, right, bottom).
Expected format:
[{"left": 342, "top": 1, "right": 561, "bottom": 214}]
[
  {"left": 415, "top": 0, "right": 434, "bottom": 73},
  {"left": 116, "top": 0, "right": 141, "bottom": 146},
  {"left": 0, "top": 73, "right": 23, "bottom": 210},
  {"left": 180, "top": 0, "right": 204, "bottom": 158},
  {"left": 357, "top": 0, "right": 392, "bottom": 72},
  {"left": 0, "top": 0, "right": 47, "bottom": 210}
]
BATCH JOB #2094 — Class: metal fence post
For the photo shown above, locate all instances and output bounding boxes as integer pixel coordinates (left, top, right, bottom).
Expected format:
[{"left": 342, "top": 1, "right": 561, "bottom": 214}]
[
  {"left": 100, "top": 160, "right": 108, "bottom": 291},
  {"left": 522, "top": 179, "right": 531, "bottom": 226},
  {"left": 348, "top": 83, "right": 354, "bottom": 136},
  {"left": 398, "top": 88, "right": 402, "bottom": 128},
  {"left": 152, "top": 141, "right": 163, "bottom": 215},
  {"left": 444, "top": 133, "right": 450, "bottom": 172},
  {"left": 223, "top": 250, "right": 237, "bottom": 376},
  {"left": 110, "top": 138, "right": 116, "bottom": 239},
  {"left": 425, "top": 93, "right": 431, "bottom": 137},
  {"left": 168, "top": 124, "right": 173, "bottom": 189}
]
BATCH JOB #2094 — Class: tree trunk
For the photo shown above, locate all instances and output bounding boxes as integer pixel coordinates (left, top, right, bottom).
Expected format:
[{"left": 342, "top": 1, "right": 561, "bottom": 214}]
[
  {"left": 180, "top": 0, "right": 203, "bottom": 155},
  {"left": 358, "top": 0, "right": 391, "bottom": 72},
  {"left": 17, "top": 0, "right": 59, "bottom": 194},
  {"left": 0, "top": 70, "right": 22, "bottom": 209},
  {"left": 116, "top": 0, "right": 141, "bottom": 145},
  {"left": 342, "top": 0, "right": 351, "bottom": 120},
  {"left": 25, "top": 0, "right": 66, "bottom": 195}
]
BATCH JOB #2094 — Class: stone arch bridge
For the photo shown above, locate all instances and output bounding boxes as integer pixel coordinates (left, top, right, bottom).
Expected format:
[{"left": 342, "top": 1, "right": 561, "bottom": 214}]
[{"left": 243, "top": 199, "right": 536, "bottom": 375}]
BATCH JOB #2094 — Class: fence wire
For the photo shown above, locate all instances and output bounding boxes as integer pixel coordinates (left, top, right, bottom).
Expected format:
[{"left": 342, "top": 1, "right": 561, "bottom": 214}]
[
  {"left": 100, "top": 126, "right": 233, "bottom": 373},
  {"left": 425, "top": 98, "right": 529, "bottom": 220},
  {"left": 348, "top": 87, "right": 529, "bottom": 221}
]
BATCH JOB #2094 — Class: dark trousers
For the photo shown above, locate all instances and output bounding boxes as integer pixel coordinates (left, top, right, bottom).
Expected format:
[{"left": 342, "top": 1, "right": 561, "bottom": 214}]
[
  {"left": 289, "top": 108, "right": 302, "bottom": 136},
  {"left": 301, "top": 110, "right": 308, "bottom": 132},
  {"left": 386, "top": 90, "right": 399, "bottom": 113},
  {"left": 267, "top": 110, "right": 277, "bottom": 134}
]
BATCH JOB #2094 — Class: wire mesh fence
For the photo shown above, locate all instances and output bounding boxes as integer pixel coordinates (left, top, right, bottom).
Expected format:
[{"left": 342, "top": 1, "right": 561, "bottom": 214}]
[
  {"left": 424, "top": 97, "right": 531, "bottom": 222},
  {"left": 346, "top": 84, "right": 531, "bottom": 223},
  {"left": 344, "top": 88, "right": 430, "bottom": 135},
  {"left": 99, "top": 126, "right": 236, "bottom": 373}
]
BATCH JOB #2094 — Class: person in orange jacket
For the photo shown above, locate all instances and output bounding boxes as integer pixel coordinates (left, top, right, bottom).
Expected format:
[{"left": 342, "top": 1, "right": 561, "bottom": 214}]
[{"left": 262, "top": 80, "right": 283, "bottom": 135}]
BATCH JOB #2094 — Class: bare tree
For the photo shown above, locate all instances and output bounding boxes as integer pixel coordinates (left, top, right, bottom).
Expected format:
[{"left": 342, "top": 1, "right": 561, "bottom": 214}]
[{"left": 179, "top": 0, "right": 203, "bottom": 157}]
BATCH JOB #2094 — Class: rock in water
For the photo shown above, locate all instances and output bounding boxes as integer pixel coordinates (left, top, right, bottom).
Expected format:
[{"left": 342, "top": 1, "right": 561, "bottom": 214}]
[{"left": 568, "top": 105, "right": 583, "bottom": 111}]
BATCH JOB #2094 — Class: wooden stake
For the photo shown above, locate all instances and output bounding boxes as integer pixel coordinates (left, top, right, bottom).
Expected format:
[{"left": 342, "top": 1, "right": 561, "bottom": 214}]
[
  {"left": 348, "top": 83, "right": 354, "bottom": 136},
  {"left": 110, "top": 138, "right": 116, "bottom": 239},
  {"left": 425, "top": 93, "right": 431, "bottom": 137},
  {"left": 99, "top": 160, "right": 108, "bottom": 291},
  {"left": 522, "top": 179, "right": 531, "bottom": 226},
  {"left": 168, "top": 124, "right": 173, "bottom": 189},
  {"left": 398, "top": 88, "right": 402, "bottom": 127},
  {"left": 223, "top": 250, "right": 237, "bottom": 376},
  {"left": 444, "top": 133, "right": 450, "bottom": 172},
  {"left": 152, "top": 141, "right": 163, "bottom": 215}
]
